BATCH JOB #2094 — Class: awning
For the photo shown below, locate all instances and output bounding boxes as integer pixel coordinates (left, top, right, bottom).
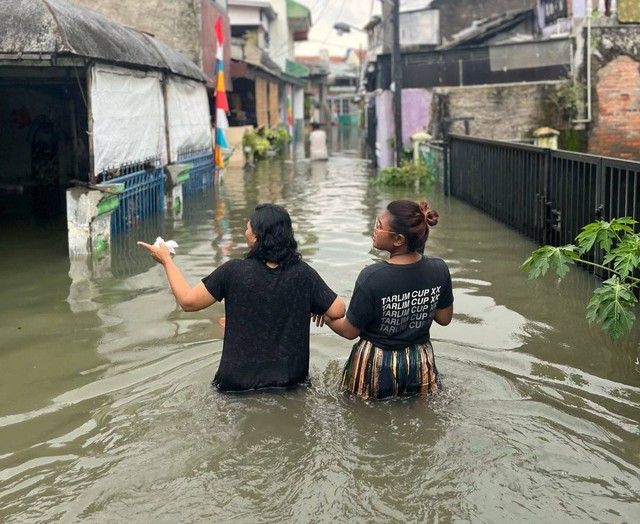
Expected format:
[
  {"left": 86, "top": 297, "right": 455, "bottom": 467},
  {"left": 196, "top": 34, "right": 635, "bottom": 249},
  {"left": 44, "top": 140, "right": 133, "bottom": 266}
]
[{"left": 0, "top": 0, "right": 206, "bottom": 81}]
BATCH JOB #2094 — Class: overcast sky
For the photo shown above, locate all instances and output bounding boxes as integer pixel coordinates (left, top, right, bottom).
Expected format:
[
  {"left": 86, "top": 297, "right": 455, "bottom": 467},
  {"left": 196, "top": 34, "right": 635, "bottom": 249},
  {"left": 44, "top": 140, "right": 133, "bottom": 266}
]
[
  {"left": 293, "top": 0, "right": 433, "bottom": 58},
  {"left": 293, "top": 0, "right": 379, "bottom": 58}
]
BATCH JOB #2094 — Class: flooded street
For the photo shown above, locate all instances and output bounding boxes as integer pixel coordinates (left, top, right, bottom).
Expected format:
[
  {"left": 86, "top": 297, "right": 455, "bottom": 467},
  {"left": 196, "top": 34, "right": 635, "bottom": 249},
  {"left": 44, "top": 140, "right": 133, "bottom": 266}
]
[{"left": 1, "top": 130, "right": 639, "bottom": 523}]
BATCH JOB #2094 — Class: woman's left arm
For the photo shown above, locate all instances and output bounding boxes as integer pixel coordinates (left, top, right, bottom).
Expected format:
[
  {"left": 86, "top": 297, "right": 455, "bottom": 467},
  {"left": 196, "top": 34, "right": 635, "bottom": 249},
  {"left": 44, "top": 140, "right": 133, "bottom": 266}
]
[
  {"left": 325, "top": 316, "right": 361, "bottom": 340},
  {"left": 434, "top": 304, "right": 453, "bottom": 326}
]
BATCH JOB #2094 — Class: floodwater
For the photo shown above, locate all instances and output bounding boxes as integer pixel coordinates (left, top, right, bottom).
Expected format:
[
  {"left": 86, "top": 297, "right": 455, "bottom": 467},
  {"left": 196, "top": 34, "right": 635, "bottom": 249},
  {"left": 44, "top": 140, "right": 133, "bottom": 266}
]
[{"left": 1, "top": 129, "right": 639, "bottom": 523}]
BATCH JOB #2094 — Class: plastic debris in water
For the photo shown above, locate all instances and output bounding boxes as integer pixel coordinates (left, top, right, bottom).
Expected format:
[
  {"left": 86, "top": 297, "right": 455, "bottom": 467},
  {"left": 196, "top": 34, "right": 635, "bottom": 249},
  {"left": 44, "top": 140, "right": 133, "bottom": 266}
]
[{"left": 153, "top": 236, "right": 179, "bottom": 254}]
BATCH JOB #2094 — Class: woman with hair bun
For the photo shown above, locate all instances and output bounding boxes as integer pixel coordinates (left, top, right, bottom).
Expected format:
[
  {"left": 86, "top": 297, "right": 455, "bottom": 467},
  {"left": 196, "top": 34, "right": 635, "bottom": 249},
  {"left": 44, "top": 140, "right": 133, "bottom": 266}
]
[
  {"left": 321, "top": 199, "right": 453, "bottom": 400},
  {"left": 139, "top": 203, "right": 345, "bottom": 392}
]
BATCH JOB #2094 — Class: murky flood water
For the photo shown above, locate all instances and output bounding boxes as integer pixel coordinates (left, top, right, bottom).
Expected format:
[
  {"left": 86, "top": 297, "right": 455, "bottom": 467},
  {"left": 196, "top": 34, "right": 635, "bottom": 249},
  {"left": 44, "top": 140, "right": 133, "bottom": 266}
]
[{"left": 1, "top": 130, "right": 639, "bottom": 523}]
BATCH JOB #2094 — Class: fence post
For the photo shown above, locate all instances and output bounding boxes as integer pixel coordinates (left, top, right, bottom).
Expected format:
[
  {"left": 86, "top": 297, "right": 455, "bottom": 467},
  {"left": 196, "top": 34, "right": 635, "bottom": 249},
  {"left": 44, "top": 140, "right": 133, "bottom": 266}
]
[
  {"left": 594, "top": 157, "right": 606, "bottom": 278},
  {"left": 441, "top": 122, "right": 451, "bottom": 196},
  {"left": 540, "top": 148, "right": 552, "bottom": 245}
]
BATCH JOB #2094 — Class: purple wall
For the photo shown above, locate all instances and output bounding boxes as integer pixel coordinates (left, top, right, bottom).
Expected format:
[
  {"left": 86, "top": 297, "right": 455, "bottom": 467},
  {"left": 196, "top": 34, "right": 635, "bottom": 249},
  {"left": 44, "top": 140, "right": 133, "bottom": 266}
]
[
  {"left": 376, "top": 89, "right": 432, "bottom": 168},
  {"left": 402, "top": 89, "right": 431, "bottom": 146}
]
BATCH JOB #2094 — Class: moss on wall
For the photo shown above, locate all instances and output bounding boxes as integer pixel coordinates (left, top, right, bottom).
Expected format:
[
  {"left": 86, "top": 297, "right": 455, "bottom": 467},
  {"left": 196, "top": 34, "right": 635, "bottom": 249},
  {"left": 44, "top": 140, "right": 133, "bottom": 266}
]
[{"left": 617, "top": 0, "right": 640, "bottom": 23}]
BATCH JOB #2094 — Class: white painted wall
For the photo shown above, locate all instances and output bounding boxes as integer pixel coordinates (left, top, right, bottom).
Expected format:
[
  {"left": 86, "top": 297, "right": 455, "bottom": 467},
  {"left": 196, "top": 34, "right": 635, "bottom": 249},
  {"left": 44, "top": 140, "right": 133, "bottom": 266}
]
[
  {"left": 269, "top": 0, "right": 292, "bottom": 71},
  {"left": 228, "top": 5, "right": 261, "bottom": 25}
]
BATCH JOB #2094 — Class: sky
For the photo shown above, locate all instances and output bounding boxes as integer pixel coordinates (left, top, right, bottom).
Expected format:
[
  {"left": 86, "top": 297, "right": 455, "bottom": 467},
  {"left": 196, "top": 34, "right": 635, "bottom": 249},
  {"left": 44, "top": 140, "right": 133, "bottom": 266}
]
[
  {"left": 294, "top": 0, "right": 380, "bottom": 58},
  {"left": 293, "top": 0, "right": 433, "bottom": 58}
]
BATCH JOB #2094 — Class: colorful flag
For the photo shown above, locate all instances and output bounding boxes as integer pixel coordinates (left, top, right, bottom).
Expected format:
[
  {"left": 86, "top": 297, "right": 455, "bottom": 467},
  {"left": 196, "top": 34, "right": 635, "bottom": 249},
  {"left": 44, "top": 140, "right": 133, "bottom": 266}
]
[{"left": 214, "top": 18, "right": 228, "bottom": 167}]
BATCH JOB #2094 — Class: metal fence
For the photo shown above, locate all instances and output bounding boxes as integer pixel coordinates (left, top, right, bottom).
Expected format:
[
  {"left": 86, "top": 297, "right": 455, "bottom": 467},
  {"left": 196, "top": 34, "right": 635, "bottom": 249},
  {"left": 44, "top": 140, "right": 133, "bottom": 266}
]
[
  {"left": 177, "top": 147, "right": 215, "bottom": 197},
  {"left": 419, "top": 141, "right": 445, "bottom": 184},
  {"left": 97, "top": 156, "right": 164, "bottom": 234},
  {"left": 448, "top": 135, "right": 640, "bottom": 271}
]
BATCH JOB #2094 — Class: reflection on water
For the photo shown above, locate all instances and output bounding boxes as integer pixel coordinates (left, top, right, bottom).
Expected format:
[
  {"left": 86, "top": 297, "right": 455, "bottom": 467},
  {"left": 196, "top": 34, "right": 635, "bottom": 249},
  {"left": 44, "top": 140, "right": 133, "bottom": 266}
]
[{"left": 1, "top": 128, "right": 639, "bottom": 522}]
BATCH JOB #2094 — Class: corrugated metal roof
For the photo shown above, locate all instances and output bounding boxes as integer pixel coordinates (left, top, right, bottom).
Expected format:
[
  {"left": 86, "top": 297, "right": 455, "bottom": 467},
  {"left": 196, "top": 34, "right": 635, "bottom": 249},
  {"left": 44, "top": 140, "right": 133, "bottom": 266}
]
[{"left": 0, "top": 0, "right": 206, "bottom": 81}]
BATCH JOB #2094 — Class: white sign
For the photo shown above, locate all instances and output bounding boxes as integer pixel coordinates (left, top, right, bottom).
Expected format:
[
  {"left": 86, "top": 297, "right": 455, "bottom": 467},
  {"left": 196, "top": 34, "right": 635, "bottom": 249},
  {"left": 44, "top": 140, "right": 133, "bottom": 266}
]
[{"left": 400, "top": 10, "right": 440, "bottom": 46}]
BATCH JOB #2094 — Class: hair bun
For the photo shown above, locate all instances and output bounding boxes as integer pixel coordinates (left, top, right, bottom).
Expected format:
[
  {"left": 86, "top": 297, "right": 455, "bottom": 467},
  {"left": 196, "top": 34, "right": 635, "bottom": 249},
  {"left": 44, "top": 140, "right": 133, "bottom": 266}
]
[
  {"left": 419, "top": 200, "right": 439, "bottom": 227},
  {"left": 426, "top": 209, "right": 439, "bottom": 227}
]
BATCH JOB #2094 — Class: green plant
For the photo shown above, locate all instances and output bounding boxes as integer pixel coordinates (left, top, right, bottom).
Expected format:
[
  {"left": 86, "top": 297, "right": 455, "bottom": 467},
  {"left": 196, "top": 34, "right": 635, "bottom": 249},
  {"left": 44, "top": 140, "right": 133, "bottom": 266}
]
[
  {"left": 243, "top": 30, "right": 258, "bottom": 46},
  {"left": 551, "top": 79, "right": 584, "bottom": 124},
  {"left": 243, "top": 126, "right": 291, "bottom": 161},
  {"left": 263, "top": 126, "right": 291, "bottom": 152},
  {"left": 373, "top": 159, "right": 433, "bottom": 188},
  {"left": 242, "top": 128, "right": 270, "bottom": 159},
  {"left": 521, "top": 217, "right": 640, "bottom": 340},
  {"left": 560, "top": 129, "right": 581, "bottom": 151}
]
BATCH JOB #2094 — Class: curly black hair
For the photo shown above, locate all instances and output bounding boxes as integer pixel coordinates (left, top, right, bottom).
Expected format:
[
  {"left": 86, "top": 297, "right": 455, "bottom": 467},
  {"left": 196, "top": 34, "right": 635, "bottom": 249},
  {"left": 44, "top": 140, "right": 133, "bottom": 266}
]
[{"left": 246, "top": 204, "right": 301, "bottom": 269}]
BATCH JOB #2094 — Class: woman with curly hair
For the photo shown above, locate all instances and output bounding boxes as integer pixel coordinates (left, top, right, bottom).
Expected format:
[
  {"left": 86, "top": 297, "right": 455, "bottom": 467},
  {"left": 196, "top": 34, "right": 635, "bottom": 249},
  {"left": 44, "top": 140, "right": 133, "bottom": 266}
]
[
  {"left": 139, "top": 203, "right": 345, "bottom": 392},
  {"left": 321, "top": 199, "right": 453, "bottom": 400}
]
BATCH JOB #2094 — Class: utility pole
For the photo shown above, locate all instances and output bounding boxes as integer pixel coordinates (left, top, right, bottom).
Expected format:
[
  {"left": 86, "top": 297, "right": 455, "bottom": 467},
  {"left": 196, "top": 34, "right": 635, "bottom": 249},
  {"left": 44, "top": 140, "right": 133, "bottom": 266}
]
[{"left": 392, "top": 0, "right": 403, "bottom": 167}]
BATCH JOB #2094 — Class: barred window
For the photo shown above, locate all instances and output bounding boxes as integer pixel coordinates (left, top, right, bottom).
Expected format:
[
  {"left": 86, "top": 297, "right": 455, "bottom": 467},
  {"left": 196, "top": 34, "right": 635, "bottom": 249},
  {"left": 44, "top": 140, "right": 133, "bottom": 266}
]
[{"left": 542, "top": 0, "right": 568, "bottom": 24}]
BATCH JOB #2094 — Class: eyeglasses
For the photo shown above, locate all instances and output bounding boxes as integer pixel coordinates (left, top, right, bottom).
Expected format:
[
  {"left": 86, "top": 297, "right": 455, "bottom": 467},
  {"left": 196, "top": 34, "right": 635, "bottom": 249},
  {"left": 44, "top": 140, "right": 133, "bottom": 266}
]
[{"left": 374, "top": 220, "right": 397, "bottom": 235}]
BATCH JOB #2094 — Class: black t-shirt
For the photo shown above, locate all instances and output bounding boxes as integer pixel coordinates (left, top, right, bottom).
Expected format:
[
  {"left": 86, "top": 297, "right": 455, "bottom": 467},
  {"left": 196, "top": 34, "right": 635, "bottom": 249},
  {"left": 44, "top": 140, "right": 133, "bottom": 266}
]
[
  {"left": 202, "top": 258, "right": 337, "bottom": 391},
  {"left": 346, "top": 255, "right": 453, "bottom": 350}
]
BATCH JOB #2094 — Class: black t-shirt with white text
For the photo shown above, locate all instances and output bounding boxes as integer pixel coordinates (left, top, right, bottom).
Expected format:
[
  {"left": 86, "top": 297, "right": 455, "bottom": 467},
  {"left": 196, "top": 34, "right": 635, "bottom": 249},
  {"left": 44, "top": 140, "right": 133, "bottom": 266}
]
[
  {"left": 346, "top": 255, "right": 453, "bottom": 350},
  {"left": 202, "top": 258, "right": 337, "bottom": 391}
]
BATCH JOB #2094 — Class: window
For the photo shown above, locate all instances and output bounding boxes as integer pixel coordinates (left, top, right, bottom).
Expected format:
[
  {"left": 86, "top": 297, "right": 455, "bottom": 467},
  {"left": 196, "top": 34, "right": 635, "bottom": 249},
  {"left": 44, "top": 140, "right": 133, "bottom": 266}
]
[
  {"left": 542, "top": 0, "right": 568, "bottom": 24},
  {"left": 329, "top": 98, "right": 354, "bottom": 116}
]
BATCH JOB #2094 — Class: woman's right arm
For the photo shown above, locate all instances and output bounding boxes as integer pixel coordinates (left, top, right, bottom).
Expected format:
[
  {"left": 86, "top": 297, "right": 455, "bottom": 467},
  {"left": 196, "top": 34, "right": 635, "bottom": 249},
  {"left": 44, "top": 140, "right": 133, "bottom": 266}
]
[
  {"left": 138, "top": 241, "right": 216, "bottom": 312},
  {"left": 325, "top": 296, "right": 346, "bottom": 320}
]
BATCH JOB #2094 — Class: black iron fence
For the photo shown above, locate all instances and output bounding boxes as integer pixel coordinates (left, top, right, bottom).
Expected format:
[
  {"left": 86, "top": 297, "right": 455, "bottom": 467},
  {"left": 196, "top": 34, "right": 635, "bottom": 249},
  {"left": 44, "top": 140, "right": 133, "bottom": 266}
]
[
  {"left": 177, "top": 147, "right": 215, "bottom": 198},
  {"left": 447, "top": 135, "right": 640, "bottom": 270},
  {"left": 97, "top": 156, "right": 164, "bottom": 233}
]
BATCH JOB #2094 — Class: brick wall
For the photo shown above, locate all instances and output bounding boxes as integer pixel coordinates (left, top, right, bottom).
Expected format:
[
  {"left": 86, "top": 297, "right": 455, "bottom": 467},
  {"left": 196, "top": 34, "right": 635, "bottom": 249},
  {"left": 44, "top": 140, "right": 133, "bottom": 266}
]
[{"left": 589, "top": 55, "right": 640, "bottom": 160}]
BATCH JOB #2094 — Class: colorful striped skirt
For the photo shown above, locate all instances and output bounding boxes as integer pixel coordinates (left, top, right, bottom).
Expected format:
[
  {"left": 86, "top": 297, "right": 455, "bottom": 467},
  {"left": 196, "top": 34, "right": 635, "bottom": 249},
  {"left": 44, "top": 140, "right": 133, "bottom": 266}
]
[{"left": 340, "top": 339, "right": 440, "bottom": 400}]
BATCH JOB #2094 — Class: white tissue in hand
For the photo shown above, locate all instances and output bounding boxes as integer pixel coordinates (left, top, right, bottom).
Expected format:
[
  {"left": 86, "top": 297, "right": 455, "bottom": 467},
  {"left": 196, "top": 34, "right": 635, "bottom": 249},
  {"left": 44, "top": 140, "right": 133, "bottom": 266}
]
[{"left": 153, "top": 236, "right": 179, "bottom": 254}]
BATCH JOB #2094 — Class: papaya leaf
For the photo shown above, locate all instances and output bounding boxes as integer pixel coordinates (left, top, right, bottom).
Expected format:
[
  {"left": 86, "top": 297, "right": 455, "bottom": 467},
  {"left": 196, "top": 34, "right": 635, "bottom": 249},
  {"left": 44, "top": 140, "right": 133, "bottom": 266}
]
[
  {"left": 603, "top": 233, "right": 640, "bottom": 279},
  {"left": 585, "top": 277, "right": 638, "bottom": 340},
  {"left": 521, "top": 245, "right": 576, "bottom": 280},
  {"left": 526, "top": 217, "right": 639, "bottom": 340},
  {"left": 610, "top": 217, "right": 638, "bottom": 232},
  {"left": 576, "top": 220, "right": 616, "bottom": 253}
]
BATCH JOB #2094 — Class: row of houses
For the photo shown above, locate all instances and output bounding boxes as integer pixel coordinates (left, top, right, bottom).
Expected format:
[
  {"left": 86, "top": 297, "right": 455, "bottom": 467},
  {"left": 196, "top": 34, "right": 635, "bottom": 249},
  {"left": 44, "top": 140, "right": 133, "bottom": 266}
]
[
  {"left": 349, "top": 0, "right": 640, "bottom": 168},
  {"left": 0, "top": 0, "right": 318, "bottom": 255},
  {"left": 5, "top": 0, "right": 637, "bottom": 251}
]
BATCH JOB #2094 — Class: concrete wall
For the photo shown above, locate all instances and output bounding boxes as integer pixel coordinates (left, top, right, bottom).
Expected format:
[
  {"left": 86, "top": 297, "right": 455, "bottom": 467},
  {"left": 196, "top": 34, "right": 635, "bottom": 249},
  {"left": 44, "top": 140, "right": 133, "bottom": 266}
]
[
  {"left": 431, "top": 82, "right": 560, "bottom": 141},
  {"left": 269, "top": 0, "right": 291, "bottom": 71},
  {"left": 375, "top": 91, "right": 394, "bottom": 168}
]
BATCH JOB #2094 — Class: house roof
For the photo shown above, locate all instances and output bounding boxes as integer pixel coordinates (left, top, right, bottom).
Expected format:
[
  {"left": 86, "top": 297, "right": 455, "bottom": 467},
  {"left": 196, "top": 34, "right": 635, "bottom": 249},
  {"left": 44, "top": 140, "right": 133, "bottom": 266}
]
[
  {"left": 296, "top": 56, "right": 348, "bottom": 64},
  {"left": 438, "top": 8, "right": 534, "bottom": 50},
  {"left": 285, "top": 58, "right": 309, "bottom": 78},
  {"left": 287, "top": 0, "right": 311, "bottom": 40},
  {"left": 0, "top": 0, "right": 206, "bottom": 81}
]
